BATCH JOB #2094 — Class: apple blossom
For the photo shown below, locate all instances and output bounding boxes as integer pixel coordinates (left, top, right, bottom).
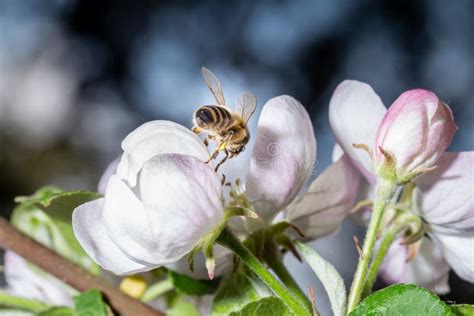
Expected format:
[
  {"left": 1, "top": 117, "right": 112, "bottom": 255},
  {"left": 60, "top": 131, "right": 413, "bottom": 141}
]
[
  {"left": 73, "top": 121, "right": 225, "bottom": 275},
  {"left": 379, "top": 151, "right": 474, "bottom": 291},
  {"left": 4, "top": 251, "right": 76, "bottom": 307},
  {"left": 91, "top": 95, "right": 359, "bottom": 280},
  {"left": 329, "top": 80, "right": 474, "bottom": 292},
  {"left": 374, "top": 89, "right": 457, "bottom": 182}
]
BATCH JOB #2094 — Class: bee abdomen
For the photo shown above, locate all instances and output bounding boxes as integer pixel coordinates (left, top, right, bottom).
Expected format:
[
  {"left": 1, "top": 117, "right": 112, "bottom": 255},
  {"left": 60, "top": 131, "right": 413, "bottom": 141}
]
[{"left": 195, "top": 106, "right": 232, "bottom": 129}]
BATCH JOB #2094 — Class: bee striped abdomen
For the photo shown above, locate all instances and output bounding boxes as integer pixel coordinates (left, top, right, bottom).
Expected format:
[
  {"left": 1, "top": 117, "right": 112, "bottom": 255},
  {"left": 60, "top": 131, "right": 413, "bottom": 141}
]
[{"left": 195, "top": 105, "right": 232, "bottom": 130}]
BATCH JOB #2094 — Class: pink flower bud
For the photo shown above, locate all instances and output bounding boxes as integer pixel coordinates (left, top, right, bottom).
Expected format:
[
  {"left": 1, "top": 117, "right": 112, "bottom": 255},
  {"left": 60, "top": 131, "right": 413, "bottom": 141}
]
[{"left": 374, "top": 89, "right": 457, "bottom": 180}]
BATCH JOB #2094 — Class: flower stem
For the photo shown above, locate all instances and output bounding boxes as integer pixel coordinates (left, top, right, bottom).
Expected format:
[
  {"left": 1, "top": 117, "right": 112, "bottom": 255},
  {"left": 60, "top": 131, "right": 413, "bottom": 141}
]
[
  {"left": 361, "top": 229, "right": 397, "bottom": 298},
  {"left": 263, "top": 240, "right": 314, "bottom": 314},
  {"left": 347, "top": 180, "right": 396, "bottom": 312},
  {"left": 217, "top": 228, "right": 311, "bottom": 316},
  {"left": 141, "top": 279, "right": 174, "bottom": 302},
  {"left": 0, "top": 291, "right": 51, "bottom": 313}
]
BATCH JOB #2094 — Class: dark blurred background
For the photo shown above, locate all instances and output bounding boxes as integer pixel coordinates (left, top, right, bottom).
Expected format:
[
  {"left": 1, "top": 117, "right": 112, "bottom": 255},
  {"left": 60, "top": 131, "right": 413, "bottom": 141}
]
[{"left": 0, "top": 0, "right": 472, "bottom": 314}]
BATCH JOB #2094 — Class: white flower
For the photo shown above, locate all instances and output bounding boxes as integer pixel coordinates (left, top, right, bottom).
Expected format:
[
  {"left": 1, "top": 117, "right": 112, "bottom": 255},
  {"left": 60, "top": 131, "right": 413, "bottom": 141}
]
[
  {"left": 4, "top": 251, "right": 76, "bottom": 307},
  {"left": 328, "top": 80, "right": 474, "bottom": 292},
  {"left": 73, "top": 121, "right": 224, "bottom": 275},
  {"left": 228, "top": 95, "right": 360, "bottom": 241},
  {"left": 88, "top": 96, "right": 361, "bottom": 277}
]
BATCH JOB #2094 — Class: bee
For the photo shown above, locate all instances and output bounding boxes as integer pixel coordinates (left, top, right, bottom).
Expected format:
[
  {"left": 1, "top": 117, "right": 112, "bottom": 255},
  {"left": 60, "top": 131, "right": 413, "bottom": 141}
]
[{"left": 192, "top": 67, "right": 257, "bottom": 171}]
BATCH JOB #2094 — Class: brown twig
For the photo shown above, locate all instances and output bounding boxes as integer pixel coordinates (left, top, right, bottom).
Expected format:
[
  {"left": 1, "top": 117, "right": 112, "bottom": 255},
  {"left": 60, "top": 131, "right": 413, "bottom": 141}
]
[{"left": 0, "top": 217, "right": 163, "bottom": 316}]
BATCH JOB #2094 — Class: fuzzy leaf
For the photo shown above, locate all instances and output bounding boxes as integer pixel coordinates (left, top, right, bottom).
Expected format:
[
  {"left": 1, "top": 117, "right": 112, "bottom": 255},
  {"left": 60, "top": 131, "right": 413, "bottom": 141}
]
[
  {"left": 212, "top": 267, "right": 272, "bottom": 316},
  {"left": 73, "top": 289, "right": 109, "bottom": 316},
  {"left": 451, "top": 304, "right": 474, "bottom": 316},
  {"left": 16, "top": 188, "right": 101, "bottom": 224},
  {"left": 229, "top": 297, "right": 290, "bottom": 316},
  {"left": 11, "top": 203, "right": 99, "bottom": 274},
  {"left": 296, "top": 241, "right": 346, "bottom": 316},
  {"left": 349, "top": 284, "right": 454, "bottom": 316},
  {"left": 168, "top": 271, "right": 221, "bottom": 296}
]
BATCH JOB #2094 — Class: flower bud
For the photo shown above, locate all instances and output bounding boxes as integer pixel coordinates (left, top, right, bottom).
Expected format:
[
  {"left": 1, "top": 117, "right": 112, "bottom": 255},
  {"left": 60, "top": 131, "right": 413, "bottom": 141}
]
[{"left": 374, "top": 89, "right": 457, "bottom": 182}]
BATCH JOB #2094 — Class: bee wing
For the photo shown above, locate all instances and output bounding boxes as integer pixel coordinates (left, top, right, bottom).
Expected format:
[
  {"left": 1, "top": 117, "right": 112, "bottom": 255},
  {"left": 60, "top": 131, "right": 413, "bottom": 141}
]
[
  {"left": 236, "top": 92, "right": 257, "bottom": 125},
  {"left": 201, "top": 67, "right": 226, "bottom": 106}
]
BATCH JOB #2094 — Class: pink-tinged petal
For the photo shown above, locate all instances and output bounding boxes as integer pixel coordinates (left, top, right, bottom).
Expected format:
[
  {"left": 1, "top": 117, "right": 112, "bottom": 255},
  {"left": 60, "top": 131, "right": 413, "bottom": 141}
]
[
  {"left": 103, "top": 155, "right": 223, "bottom": 265},
  {"left": 4, "top": 251, "right": 75, "bottom": 306},
  {"left": 286, "top": 155, "right": 361, "bottom": 240},
  {"left": 430, "top": 230, "right": 474, "bottom": 283},
  {"left": 246, "top": 95, "right": 316, "bottom": 220},
  {"left": 329, "top": 80, "right": 386, "bottom": 184},
  {"left": 166, "top": 245, "right": 234, "bottom": 280},
  {"left": 379, "top": 238, "right": 450, "bottom": 294},
  {"left": 72, "top": 199, "right": 153, "bottom": 275},
  {"left": 116, "top": 121, "right": 209, "bottom": 186},
  {"left": 375, "top": 89, "right": 457, "bottom": 174},
  {"left": 415, "top": 152, "right": 474, "bottom": 231},
  {"left": 97, "top": 157, "right": 120, "bottom": 195}
]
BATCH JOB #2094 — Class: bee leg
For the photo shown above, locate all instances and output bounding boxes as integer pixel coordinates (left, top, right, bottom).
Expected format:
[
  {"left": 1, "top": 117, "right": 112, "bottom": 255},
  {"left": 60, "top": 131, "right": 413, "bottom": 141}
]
[
  {"left": 205, "top": 147, "right": 220, "bottom": 164},
  {"left": 192, "top": 126, "right": 202, "bottom": 134},
  {"left": 204, "top": 135, "right": 214, "bottom": 147},
  {"left": 215, "top": 150, "right": 229, "bottom": 172}
]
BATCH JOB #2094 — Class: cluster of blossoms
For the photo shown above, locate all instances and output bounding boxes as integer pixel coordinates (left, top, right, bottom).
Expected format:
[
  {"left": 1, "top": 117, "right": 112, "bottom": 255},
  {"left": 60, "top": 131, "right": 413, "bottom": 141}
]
[
  {"left": 10, "top": 79, "right": 471, "bottom": 313},
  {"left": 329, "top": 81, "right": 473, "bottom": 292},
  {"left": 72, "top": 79, "right": 473, "bottom": 295},
  {"left": 72, "top": 95, "right": 361, "bottom": 279}
]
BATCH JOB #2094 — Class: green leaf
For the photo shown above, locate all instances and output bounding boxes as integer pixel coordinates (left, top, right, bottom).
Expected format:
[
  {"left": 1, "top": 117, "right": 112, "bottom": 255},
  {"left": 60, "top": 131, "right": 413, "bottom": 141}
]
[
  {"left": 12, "top": 187, "right": 101, "bottom": 274},
  {"left": 349, "top": 284, "right": 454, "bottom": 316},
  {"left": 167, "top": 295, "right": 201, "bottom": 316},
  {"left": 16, "top": 188, "right": 101, "bottom": 224},
  {"left": 229, "top": 297, "right": 290, "bottom": 316},
  {"left": 296, "top": 241, "right": 346, "bottom": 316},
  {"left": 212, "top": 267, "right": 272, "bottom": 316},
  {"left": 73, "top": 290, "right": 109, "bottom": 316},
  {"left": 451, "top": 304, "right": 474, "bottom": 316},
  {"left": 168, "top": 270, "right": 221, "bottom": 296},
  {"left": 36, "top": 307, "right": 75, "bottom": 316}
]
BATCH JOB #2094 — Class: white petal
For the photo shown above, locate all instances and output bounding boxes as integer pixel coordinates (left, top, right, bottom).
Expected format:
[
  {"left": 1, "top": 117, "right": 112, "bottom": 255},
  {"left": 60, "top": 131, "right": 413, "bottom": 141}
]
[
  {"left": 117, "top": 121, "right": 209, "bottom": 186},
  {"left": 72, "top": 198, "right": 153, "bottom": 275},
  {"left": 430, "top": 229, "right": 474, "bottom": 283},
  {"left": 166, "top": 245, "right": 234, "bottom": 280},
  {"left": 415, "top": 152, "right": 474, "bottom": 231},
  {"left": 379, "top": 238, "right": 450, "bottom": 294},
  {"left": 328, "top": 80, "right": 386, "bottom": 183},
  {"left": 286, "top": 155, "right": 361, "bottom": 240},
  {"left": 246, "top": 95, "right": 316, "bottom": 220},
  {"left": 103, "top": 155, "right": 223, "bottom": 265},
  {"left": 97, "top": 157, "right": 120, "bottom": 195},
  {"left": 4, "top": 251, "right": 75, "bottom": 306}
]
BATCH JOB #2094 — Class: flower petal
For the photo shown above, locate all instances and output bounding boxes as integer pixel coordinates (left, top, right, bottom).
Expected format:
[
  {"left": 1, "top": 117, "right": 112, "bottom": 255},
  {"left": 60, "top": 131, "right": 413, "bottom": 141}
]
[
  {"left": 116, "top": 121, "right": 209, "bottom": 186},
  {"left": 415, "top": 151, "right": 474, "bottom": 231},
  {"left": 246, "top": 95, "right": 316, "bottom": 220},
  {"left": 430, "top": 230, "right": 474, "bottom": 283},
  {"left": 97, "top": 157, "right": 120, "bottom": 195},
  {"left": 5, "top": 251, "right": 75, "bottom": 306},
  {"left": 103, "top": 155, "right": 223, "bottom": 265},
  {"left": 374, "top": 89, "right": 457, "bottom": 173},
  {"left": 72, "top": 198, "right": 153, "bottom": 275},
  {"left": 379, "top": 238, "right": 450, "bottom": 294},
  {"left": 329, "top": 80, "right": 386, "bottom": 183},
  {"left": 286, "top": 155, "right": 361, "bottom": 240}
]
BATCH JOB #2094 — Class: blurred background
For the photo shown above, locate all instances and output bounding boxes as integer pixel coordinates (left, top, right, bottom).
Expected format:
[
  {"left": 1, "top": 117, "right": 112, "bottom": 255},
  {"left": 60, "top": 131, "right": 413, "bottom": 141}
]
[{"left": 0, "top": 0, "right": 472, "bottom": 314}]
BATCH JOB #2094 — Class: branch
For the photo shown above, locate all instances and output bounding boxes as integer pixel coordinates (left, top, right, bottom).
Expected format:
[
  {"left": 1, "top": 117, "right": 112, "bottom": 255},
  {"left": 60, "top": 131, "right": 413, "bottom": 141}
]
[{"left": 0, "top": 217, "right": 163, "bottom": 316}]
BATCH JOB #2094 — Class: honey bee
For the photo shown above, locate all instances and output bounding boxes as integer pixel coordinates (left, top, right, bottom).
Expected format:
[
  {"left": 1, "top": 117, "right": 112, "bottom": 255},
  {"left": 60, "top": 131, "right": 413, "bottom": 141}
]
[{"left": 192, "top": 67, "right": 257, "bottom": 171}]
